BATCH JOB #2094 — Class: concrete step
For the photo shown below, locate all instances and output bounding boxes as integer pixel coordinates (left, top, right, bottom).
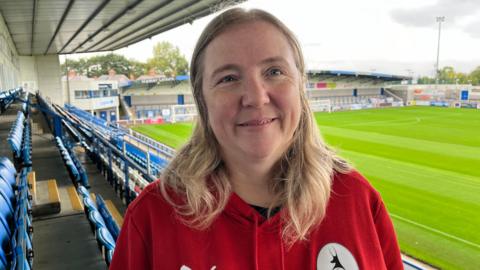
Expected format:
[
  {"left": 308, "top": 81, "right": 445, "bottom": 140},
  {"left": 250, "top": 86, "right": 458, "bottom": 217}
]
[{"left": 32, "top": 179, "right": 61, "bottom": 216}]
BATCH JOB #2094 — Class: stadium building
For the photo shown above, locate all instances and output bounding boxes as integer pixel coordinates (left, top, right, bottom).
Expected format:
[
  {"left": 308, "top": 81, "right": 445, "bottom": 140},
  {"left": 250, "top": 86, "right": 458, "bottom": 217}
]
[
  {"left": 62, "top": 70, "right": 120, "bottom": 122},
  {"left": 0, "top": 0, "right": 476, "bottom": 269},
  {"left": 121, "top": 75, "right": 191, "bottom": 121}
]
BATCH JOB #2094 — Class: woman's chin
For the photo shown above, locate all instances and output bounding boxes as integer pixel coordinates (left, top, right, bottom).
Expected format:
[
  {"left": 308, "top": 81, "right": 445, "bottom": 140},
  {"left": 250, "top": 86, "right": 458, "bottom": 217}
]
[{"left": 241, "top": 144, "right": 282, "bottom": 162}]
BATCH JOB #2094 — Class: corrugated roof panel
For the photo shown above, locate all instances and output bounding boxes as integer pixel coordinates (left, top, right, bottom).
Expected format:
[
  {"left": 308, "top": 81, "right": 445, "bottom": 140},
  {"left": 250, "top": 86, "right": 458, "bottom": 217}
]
[{"left": 0, "top": 0, "right": 246, "bottom": 55}]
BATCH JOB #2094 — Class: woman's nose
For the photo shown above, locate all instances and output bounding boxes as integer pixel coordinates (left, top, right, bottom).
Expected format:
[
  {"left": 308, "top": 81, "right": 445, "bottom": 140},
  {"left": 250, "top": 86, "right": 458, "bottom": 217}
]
[{"left": 241, "top": 75, "right": 270, "bottom": 108}]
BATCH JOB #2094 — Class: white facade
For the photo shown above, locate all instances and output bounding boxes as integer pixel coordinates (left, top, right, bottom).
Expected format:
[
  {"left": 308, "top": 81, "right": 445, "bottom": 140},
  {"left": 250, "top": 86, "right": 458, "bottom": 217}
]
[
  {"left": 62, "top": 77, "right": 120, "bottom": 122},
  {"left": 0, "top": 12, "right": 20, "bottom": 91},
  {"left": 388, "top": 84, "right": 472, "bottom": 102},
  {"left": 2, "top": 12, "right": 64, "bottom": 105}
]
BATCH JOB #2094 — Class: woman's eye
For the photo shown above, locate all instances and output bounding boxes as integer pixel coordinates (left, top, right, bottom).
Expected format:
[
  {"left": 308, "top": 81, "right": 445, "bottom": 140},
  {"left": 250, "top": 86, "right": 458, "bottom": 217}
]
[
  {"left": 217, "top": 75, "right": 236, "bottom": 85},
  {"left": 267, "top": 68, "right": 283, "bottom": 76}
]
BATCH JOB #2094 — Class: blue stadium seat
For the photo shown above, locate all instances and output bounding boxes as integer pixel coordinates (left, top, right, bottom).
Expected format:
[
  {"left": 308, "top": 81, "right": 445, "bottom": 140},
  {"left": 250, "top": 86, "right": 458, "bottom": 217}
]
[
  {"left": 0, "top": 157, "right": 16, "bottom": 176},
  {"left": 0, "top": 179, "right": 15, "bottom": 207},
  {"left": 0, "top": 165, "right": 16, "bottom": 188},
  {"left": 97, "top": 227, "right": 115, "bottom": 250},
  {"left": 88, "top": 210, "right": 107, "bottom": 230},
  {"left": 96, "top": 194, "right": 120, "bottom": 241},
  {"left": 0, "top": 188, "right": 14, "bottom": 221},
  {"left": 0, "top": 218, "right": 11, "bottom": 255},
  {"left": 83, "top": 197, "right": 97, "bottom": 213},
  {"left": 0, "top": 212, "right": 11, "bottom": 237},
  {"left": 96, "top": 227, "right": 115, "bottom": 266},
  {"left": 77, "top": 186, "right": 89, "bottom": 198}
]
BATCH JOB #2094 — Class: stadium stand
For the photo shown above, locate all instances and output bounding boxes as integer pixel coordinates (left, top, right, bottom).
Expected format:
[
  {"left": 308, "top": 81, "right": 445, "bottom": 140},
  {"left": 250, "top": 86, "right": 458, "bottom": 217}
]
[
  {"left": 0, "top": 91, "right": 132, "bottom": 269},
  {"left": 0, "top": 91, "right": 35, "bottom": 269},
  {"left": 7, "top": 111, "right": 32, "bottom": 170},
  {"left": 0, "top": 88, "right": 22, "bottom": 114}
]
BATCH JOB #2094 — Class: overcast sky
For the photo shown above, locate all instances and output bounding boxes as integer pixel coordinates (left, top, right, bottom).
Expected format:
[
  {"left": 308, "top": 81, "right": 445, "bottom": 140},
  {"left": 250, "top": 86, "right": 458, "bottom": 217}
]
[{"left": 63, "top": 0, "right": 480, "bottom": 77}]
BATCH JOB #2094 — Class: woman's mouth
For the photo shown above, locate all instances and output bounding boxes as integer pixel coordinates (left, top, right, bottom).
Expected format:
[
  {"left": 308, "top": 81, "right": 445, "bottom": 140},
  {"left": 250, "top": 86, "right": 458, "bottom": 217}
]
[{"left": 238, "top": 118, "right": 276, "bottom": 127}]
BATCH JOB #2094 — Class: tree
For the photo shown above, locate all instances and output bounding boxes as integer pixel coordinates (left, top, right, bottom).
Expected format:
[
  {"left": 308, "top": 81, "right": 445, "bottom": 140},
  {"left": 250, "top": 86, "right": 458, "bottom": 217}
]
[
  {"left": 438, "top": 66, "right": 456, "bottom": 84},
  {"left": 61, "top": 58, "right": 88, "bottom": 76},
  {"left": 146, "top": 41, "right": 188, "bottom": 77},
  {"left": 469, "top": 66, "right": 480, "bottom": 85},
  {"left": 417, "top": 66, "right": 480, "bottom": 85},
  {"left": 86, "top": 54, "right": 134, "bottom": 77},
  {"left": 128, "top": 59, "right": 147, "bottom": 79},
  {"left": 61, "top": 53, "right": 148, "bottom": 78},
  {"left": 417, "top": 76, "right": 435, "bottom": 84},
  {"left": 455, "top": 72, "right": 469, "bottom": 84}
]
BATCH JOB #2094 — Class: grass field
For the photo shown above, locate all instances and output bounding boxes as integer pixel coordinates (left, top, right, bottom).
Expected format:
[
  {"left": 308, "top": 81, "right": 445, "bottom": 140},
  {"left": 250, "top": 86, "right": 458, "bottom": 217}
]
[{"left": 133, "top": 106, "right": 480, "bottom": 269}]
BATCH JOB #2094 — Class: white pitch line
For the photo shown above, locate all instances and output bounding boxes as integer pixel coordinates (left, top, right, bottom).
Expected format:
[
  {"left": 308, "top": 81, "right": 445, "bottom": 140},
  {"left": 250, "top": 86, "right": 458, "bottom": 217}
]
[{"left": 390, "top": 213, "right": 480, "bottom": 250}]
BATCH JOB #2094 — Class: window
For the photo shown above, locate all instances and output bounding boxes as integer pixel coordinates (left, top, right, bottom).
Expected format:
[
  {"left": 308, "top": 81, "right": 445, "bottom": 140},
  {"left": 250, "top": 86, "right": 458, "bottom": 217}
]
[{"left": 74, "top": 90, "right": 89, "bottom": 99}]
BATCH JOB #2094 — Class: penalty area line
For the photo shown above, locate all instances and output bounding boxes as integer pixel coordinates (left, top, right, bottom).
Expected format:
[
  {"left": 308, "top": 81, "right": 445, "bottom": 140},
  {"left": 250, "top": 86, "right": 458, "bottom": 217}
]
[{"left": 390, "top": 213, "right": 480, "bottom": 250}]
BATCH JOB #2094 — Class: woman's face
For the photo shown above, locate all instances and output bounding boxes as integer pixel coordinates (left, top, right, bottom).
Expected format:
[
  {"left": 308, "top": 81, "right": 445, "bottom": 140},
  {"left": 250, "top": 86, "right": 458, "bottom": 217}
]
[{"left": 201, "top": 20, "right": 302, "bottom": 166}]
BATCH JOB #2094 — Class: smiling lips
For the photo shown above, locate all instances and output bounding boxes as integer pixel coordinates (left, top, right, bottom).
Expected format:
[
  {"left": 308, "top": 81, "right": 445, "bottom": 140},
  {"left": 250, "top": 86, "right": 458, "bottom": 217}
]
[{"left": 238, "top": 118, "right": 276, "bottom": 127}]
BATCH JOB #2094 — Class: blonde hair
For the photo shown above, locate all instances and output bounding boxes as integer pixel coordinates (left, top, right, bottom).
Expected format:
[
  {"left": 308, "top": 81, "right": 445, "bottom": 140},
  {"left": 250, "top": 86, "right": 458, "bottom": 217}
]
[{"left": 160, "top": 8, "right": 351, "bottom": 244}]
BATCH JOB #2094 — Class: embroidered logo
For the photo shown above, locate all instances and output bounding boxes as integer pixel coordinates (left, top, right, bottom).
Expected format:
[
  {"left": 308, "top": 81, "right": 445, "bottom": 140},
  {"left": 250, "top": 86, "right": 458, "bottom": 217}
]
[{"left": 317, "top": 243, "right": 359, "bottom": 270}]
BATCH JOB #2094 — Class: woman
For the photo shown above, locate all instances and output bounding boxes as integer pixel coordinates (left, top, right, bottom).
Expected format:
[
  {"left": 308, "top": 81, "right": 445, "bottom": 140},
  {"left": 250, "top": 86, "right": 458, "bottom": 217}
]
[{"left": 110, "top": 8, "right": 403, "bottom": 270}]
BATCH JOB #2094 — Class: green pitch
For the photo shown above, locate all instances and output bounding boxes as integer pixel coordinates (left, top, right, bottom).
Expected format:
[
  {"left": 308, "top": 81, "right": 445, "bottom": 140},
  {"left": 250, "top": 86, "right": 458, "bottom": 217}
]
[{"left": 133, "top": 106, "right": 480, "bottom": 269}]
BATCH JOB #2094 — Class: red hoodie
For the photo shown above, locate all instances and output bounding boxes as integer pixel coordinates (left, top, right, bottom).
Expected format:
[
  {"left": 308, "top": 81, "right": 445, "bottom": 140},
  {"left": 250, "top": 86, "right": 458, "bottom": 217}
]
[{"left": 110, "top": 171, "right": 403, "bottom": 270}]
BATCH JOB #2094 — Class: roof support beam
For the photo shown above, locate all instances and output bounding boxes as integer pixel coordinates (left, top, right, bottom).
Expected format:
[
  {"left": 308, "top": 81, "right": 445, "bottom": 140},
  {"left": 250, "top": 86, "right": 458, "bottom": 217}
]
[
  {"left": 93, "top": 0, "right": 198, "bottom": 52},
  {"left": 58, "top": 0, "right": 111, "bottom": 54},
  {"left": 106, "top": 0, "right": 245, "bottom": 52},
  {"left": 111, "top": 7, "right": 214, "bottom": 51},
  {"left": 110, "top": 18, "right": 188, "bottom": 51},
  {"left": 82, "top": 0, "right": 175, "bottom": 53},
  {"left": 30, "top": 0, "right": 38, "bottom": 55},
  {"left": 68, "top": 0, "right": 145, "bottom": 54},
  {"left": 44, "top": 0, "right": 75, "bottom": 55}
]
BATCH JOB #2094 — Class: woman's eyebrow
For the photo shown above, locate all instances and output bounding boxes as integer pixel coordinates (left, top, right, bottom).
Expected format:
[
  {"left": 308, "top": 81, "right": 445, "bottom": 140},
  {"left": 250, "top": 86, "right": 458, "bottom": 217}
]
[{"left": 259, "top": 56, "right": 288, "bottom": 66}]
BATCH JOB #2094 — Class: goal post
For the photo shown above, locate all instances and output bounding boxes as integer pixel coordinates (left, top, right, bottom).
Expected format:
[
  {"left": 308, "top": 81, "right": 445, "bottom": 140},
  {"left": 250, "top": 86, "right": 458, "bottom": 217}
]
[
  {"left": 309, "top": 99, "right": 332, "bottom": 113},
  {"left": 170, "top": 104, "right": 198, "bottom": 123}
]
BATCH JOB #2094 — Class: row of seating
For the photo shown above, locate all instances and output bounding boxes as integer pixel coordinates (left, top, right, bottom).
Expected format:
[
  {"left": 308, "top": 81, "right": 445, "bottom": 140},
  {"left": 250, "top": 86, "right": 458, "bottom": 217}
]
[
  {"left": 93, "top": 144, "right": 148, "bottom": 202},
  {"left": 7, "top": 110, "right": 32, "bottom": 169},
  {"left": 111, "top": 136, "right": 165, "bottom": 177},
  {"left": 0, "top": 88, "right": 22, "bottom": 113},
  {"left": 63, "top": 104, "right": 159, "bottom": 203},
  {"left": 65, "top": 104, "right": 109, "bottom": 131},
  {"left": 126, "top": 151, "right": 162, "bottom": 177},
  {"left": 56, "top": 105, "right": 125, "bottom": 266},
  {"left": 54, "top": 137, "right": 90, "bottom": 188},
  {"left": 38, "top": 94, "right": 121, "bottom": 267},
  {"left": 61, "top": 119, "right": 81, "bottom": 142},
  {"left": 77, "top": 186, "right": 116, "bottom": 266},
  {"left": 0, "top": 157, "right": 34, "bottom": 270}
]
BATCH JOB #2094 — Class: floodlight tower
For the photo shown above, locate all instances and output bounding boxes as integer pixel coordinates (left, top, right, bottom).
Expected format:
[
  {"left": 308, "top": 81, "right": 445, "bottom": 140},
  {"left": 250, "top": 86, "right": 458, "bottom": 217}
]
[{"left": 435, "top": 16, "right": 445, "bottom": 87}]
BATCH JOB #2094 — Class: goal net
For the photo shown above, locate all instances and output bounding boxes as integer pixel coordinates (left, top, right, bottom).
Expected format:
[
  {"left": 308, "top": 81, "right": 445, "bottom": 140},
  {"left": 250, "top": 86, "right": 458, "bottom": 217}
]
[
  {"left": 170, "top": 104, "right": 198, "bottom": 123},
  {"left": 309, "top": 99, "right": 332, "bottom": 113}
]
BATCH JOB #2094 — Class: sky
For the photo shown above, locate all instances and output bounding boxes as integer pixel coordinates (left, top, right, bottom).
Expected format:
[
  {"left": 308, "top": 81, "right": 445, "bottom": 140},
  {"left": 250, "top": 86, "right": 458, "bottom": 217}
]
[{"left": 62, "top": 0, "right": 480, "bottom": 78}]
